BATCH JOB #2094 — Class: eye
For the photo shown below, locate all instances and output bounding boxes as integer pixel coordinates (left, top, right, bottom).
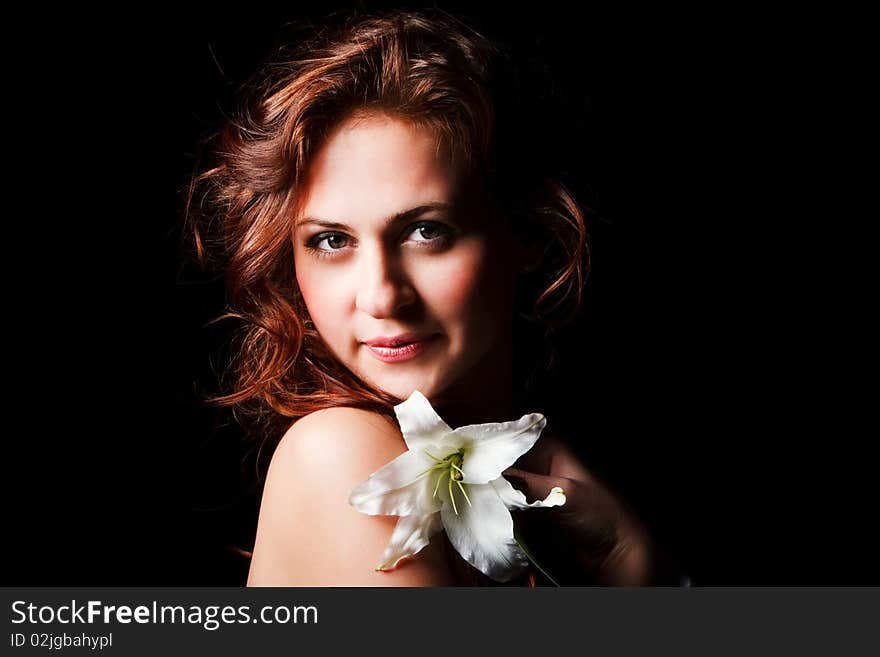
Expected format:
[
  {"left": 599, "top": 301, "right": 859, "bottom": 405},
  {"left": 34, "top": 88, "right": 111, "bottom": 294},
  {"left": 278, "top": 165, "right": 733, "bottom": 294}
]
[
  {"left": 307, "top": 232, "right": 350, "bottom": 252},
  {"left": 405, "top": 221, "right": 453, "bottom": 246}
]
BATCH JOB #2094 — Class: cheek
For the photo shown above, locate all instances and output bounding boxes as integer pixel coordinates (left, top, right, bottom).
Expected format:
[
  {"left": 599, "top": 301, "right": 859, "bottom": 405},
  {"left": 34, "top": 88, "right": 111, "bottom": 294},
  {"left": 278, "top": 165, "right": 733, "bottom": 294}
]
[
  {"left": 417, "top": 243, "right": 506, "bottom": 323},
  {"left": 430, "top": 266, "right": 481, "bottom": 315},
  {"left": 295, "top": 257, "right": 348, "bottom": 328}
]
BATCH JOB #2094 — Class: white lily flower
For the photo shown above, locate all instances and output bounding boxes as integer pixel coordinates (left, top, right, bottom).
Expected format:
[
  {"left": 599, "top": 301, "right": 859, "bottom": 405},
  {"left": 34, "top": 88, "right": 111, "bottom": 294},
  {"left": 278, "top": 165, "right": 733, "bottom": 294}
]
[{"left": 349, "top": 390, "right": 566, "bottom": 582}]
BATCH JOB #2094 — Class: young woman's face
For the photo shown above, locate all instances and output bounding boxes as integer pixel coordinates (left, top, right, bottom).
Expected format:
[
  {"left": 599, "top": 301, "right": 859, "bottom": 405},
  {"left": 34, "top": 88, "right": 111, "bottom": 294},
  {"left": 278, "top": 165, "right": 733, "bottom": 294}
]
[{"left": 292, "top": 113, "right": 520, "bottom": 402}]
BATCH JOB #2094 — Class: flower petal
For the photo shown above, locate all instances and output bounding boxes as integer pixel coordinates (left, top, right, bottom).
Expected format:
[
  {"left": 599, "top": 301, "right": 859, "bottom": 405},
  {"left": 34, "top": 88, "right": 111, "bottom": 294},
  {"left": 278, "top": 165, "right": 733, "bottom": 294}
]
[
  {"left": 349, "top": 448, "right": 442, "bottom": 516},
  {"left": 375, "top": 512, "right": 444, "bottom": 571},
  {"left": 452, "top": 413, "right": 547, "bottom": 484},
  {"left": 394, "top": 390, "right": 453, "bottom": 451},
  {"left": 490, "top": 476, "right": 567, "bottom": 509},
  {"left": 439, "top": 481, "right": 529, "bottom": 582}
]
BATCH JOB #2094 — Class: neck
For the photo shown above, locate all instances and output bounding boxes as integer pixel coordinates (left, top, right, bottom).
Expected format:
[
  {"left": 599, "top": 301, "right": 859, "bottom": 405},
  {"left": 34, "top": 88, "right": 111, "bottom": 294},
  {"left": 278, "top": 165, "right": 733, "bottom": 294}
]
[{"left": 433, "top": 328, "right": 518, "bottom": 427}]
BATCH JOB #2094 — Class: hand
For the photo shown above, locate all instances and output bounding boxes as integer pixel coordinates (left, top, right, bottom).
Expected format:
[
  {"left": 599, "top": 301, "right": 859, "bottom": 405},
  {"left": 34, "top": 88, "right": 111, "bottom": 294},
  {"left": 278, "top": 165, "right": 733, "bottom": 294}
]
[{"left": 503, "top": 465, "right": 655, "bottom": 586}]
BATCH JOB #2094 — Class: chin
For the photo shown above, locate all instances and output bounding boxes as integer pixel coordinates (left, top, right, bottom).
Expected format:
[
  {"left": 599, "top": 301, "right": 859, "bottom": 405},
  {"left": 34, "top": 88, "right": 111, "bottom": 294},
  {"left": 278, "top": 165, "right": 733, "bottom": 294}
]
[{"left": 363, "top": 368, "right": 449, "bottom": 404}]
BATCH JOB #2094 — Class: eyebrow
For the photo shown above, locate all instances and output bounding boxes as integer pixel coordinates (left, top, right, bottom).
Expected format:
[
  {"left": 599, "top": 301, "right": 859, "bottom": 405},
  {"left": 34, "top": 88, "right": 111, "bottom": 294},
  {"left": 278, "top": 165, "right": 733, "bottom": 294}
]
[{"left": 296, "top": 202, "right": 454, "bottom": 230}]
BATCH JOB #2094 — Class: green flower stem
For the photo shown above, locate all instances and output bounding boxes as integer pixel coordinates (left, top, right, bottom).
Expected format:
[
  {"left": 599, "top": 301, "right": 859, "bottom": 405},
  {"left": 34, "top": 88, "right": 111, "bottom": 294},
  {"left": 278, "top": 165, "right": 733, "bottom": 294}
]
[{"left": 513, "top": 527, "right": 560, "bottom": 587}]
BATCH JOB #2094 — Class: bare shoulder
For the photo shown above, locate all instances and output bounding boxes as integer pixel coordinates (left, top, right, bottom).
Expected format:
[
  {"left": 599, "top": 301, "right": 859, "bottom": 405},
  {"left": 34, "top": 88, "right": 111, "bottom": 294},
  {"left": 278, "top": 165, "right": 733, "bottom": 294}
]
[
  {"left": 247, "top": 407, "right": 454, "bottom": 586},
  {"left": 271, "top": 407, "right": 406, "bottom": 483}
]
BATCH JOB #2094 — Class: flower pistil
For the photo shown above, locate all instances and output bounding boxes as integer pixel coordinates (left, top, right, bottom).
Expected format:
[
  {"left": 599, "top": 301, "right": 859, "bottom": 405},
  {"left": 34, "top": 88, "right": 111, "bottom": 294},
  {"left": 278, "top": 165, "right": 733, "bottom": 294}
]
[{"left": 419, "top": 448, "right": 471, "bottom": 515}]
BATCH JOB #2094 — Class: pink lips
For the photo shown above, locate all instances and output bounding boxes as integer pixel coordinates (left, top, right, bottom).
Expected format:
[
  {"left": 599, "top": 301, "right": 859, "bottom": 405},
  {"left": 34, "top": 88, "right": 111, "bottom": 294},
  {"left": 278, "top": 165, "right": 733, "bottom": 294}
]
[{"left": 362, "top": 333, "right": 440, "bottom": 363}]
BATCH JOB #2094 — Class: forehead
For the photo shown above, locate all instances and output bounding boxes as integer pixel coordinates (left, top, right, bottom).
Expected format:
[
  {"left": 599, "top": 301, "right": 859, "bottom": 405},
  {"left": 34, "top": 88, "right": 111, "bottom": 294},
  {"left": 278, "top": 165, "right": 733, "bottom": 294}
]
[{"left": 296, "top": 114, "right": 459, "bottom": 225}]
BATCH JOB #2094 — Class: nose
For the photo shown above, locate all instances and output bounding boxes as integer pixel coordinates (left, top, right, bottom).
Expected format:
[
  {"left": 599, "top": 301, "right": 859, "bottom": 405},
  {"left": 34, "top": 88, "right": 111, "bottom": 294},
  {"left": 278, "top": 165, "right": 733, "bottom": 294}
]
[{"left": 355, "top": 245, "right": 416, "bottom": 318}]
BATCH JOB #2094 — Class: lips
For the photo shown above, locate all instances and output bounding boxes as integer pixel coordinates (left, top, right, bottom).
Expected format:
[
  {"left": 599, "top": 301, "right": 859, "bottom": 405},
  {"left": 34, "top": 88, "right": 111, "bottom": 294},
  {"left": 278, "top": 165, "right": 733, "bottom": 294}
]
[
  {"left": 362, "top": 333, "right": 440, "bottom": 363},
  {"left": 363, "top": 332, "right": 434, "bottom": 348}
]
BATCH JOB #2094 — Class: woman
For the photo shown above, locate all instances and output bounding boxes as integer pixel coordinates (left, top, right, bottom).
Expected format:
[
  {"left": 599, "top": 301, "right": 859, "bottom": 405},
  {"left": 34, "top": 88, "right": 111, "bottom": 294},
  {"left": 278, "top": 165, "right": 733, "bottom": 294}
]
[{"left": 185, "top": 8, "right": 654, "bottom": 585}]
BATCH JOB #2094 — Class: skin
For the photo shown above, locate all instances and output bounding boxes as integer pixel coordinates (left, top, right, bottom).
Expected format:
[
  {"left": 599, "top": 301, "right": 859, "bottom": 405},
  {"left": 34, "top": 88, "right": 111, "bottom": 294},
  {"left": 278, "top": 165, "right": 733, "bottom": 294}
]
[
  {"left": 248, "top": 111, "right": 653, "bottom": 585},
  {"left": 248, "top": 407, "right": 456, "bottom": 585}
]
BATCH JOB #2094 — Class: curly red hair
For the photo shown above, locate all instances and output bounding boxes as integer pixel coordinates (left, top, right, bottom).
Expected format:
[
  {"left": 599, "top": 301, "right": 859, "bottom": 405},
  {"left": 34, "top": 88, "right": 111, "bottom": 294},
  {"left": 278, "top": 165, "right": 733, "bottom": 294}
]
[{"left": 183, "top": 8, "right": 590, "bottom": 455}]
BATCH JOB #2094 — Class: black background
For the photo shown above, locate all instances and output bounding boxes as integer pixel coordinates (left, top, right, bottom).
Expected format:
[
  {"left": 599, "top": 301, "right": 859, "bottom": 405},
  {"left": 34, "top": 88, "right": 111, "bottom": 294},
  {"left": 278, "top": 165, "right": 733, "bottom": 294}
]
[{"left": 6, "top": 2, "right": 871, "bottom": 585}]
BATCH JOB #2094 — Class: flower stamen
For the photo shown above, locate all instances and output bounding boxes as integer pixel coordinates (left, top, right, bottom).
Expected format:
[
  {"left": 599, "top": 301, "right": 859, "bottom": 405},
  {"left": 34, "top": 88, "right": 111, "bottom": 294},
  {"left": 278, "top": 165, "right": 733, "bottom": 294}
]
[
  {"left": 419, "top": 447, "right": 470, "bottom": 514},
  {"left": 455, "top": 479, "right": 472, "bottom": 507},
  {"left": 448, "top": 471, "right": 458, "bottom": 515},
  {"left": 414, "top": 465, "right": 439, "bottom": 480},
  {"left": 433, "top": 470, "right": 448, "bottom": 498},
  {"left": 423, "top": 450, "right": 444, "bottom": 463}
]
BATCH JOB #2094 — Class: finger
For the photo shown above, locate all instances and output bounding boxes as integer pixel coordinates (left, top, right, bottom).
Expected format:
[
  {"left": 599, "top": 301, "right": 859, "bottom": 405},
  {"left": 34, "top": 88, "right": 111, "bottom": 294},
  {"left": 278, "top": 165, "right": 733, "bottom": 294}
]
[
  {"left": 505, "top": 466, "right": 619, "bottom": 531},
  {"left": 502, "top": 467, "right": 571, "bottom": 503}
]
